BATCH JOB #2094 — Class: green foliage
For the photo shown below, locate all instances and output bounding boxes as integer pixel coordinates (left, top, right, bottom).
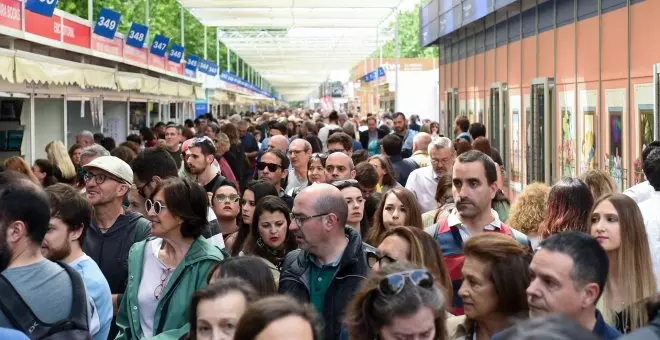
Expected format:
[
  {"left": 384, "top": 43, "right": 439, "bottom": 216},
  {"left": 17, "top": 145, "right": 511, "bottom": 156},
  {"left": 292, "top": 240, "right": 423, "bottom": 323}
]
[{"left": 377, "top": 4, "right": 439, "bottom": 58}]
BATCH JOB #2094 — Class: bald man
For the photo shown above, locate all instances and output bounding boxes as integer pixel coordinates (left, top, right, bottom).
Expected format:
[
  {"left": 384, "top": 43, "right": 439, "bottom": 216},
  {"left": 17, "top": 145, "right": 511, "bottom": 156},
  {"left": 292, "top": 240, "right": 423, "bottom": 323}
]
[
  {"left": 325, "top": 152, "right": 355, "bottom": 181},
  {"left": 268, "top": 134, "right": 289, "bottom": 153},
  {"left": 410, "top": 132, "right": 433, "bottom": 168},
  {"left": 280, "top": 183, "right": 375, "bottom": 340}
]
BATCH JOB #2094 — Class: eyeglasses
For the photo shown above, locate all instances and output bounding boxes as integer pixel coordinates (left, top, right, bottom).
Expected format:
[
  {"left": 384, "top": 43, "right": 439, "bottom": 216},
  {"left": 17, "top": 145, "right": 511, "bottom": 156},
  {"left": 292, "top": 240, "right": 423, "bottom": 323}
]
[
  {"left": 290, "top": 213, "right": 329, "bottom": 227},
  {"left": 154, "top": 268, "right": 173, "bottom": 300},
  {"left": 257, "top": 162, "right": 282, "bottom": 172},
  {"left": 145, "top": 199, "right": 167, "bottom": 214},
  {"left": 214, "top": 193, "right": 240, "bottom": 203},
  {"left": 288, "top": 149, "right": 306, "bottom": 156},
  {"left": 378, "top": 270, "right": 434, "bottom": 296},
  {"left": 367, "top": 252, "right": 397, "bottom": 269},
  {"left": 83, "top": 172, "right": 122, "bottom": 185},
  {"left": 137, "top": 180, "right": 151, "bottom": 198},
  {"left": 311, "top": 153, "right": 328, "bottom": 160}
]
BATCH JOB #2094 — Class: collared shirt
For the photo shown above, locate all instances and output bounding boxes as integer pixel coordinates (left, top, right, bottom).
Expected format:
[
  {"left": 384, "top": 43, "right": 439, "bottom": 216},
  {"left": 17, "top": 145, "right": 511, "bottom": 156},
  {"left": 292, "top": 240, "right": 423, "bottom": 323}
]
[
  {"left": 639, "top": 191, "right": 660, "bottom": 283},
  {"left": 446, "top": 208, "right": 502, "bottom": 242},
  {"left": 593, "top": 309, "right": 623, "bottom": 340},
  {"left": 405, "top": 166, "right": 440, "bottom": 213},
  {"left": 409, "top": 151, "right": 430, "bottom": 168},
  {"left": 308, "top": 247, "right": 346, "bottom": 315},
  {"left": 624, "top": 180, "right": 655, "bottom": 203}
]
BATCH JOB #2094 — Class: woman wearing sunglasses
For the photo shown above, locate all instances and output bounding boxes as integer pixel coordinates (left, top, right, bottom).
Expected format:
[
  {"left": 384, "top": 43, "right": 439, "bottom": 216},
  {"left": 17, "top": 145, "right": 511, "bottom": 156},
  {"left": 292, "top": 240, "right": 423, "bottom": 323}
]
[
  {"left": 210, "top": 181, "right": 241, "bottom": 253},
  {"left": 115, "top": 177, "right": 225, "bottom": 340},
  {"left": 344, "top": 261, "right": 448, "bottom": 340},
  {"left": 447, "top": 233, "right": 531, "bottom": 340}
]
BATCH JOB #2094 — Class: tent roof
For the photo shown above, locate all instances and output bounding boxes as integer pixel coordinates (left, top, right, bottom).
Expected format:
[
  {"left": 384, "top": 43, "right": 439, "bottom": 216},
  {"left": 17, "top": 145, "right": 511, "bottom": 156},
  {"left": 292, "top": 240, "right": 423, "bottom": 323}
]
[{"left": 178, "top": 0, "right": 406, "bottom": 101}]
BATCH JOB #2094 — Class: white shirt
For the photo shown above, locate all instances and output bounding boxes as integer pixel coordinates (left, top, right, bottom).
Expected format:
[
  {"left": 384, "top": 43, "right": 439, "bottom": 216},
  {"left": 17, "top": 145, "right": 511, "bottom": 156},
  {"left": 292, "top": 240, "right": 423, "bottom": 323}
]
[
  {"left": 318, "top": 123, "right": 340, "bottom": 150},
  {"left": 405, "top": 166, "right": 440, "bottom": 213},
  {"left": 639, "top": 192, "right": 660, "bottom": 284},
  {"left": 624, "top": 181, "right": 655, "bottom": 203}
]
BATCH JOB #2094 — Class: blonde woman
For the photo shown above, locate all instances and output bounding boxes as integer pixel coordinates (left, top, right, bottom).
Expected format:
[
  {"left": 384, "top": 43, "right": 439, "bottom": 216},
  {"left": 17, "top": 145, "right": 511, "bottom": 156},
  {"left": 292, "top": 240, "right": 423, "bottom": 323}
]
[
  {"left": 590, "top": 193, "right": 656, "bottom": 333},
  {"left": 45, "top": 140, "right": 77, "bottom": 184},
  {"left": 507, "top": 182, "right": 550, "bottom": 249},
  {"left": 4, "top": 156, "right": 39, "bottom": 183}
]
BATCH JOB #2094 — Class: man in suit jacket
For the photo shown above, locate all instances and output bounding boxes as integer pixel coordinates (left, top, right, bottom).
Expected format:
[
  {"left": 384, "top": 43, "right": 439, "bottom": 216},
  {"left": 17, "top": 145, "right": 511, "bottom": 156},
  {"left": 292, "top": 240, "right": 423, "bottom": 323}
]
[{"left": 359, "top": 117, "right": 387, "bottom": 154}]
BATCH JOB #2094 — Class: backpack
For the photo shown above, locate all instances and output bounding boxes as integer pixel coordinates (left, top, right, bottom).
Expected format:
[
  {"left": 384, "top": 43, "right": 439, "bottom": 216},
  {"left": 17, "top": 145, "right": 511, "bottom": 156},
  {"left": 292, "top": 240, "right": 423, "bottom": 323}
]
[{"left": 0, "top": 261, "right": 92, "bottom": 340}]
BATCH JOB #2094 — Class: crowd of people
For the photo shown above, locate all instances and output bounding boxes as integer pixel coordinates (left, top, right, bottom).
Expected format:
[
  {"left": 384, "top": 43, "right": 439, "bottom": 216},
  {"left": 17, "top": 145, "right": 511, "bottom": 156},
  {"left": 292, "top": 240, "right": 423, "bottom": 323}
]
[{"left": 0, "top": 108, "right": 660, "bottom": 340}]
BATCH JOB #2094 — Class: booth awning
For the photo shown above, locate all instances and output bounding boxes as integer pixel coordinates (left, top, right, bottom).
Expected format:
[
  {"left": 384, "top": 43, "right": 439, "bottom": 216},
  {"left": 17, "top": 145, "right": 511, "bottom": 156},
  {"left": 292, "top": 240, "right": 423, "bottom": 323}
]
[
  {"left": 83, "top": 65, "right": 117, "bottom": 90},
  {"left": 141, "top": 75, "right": 160, "bottom": 95},
  {"left": 178, "top": 83, "right": 194, "bottom": 98},
  {"left": 195, "top": 86, "right": 205, "bottom": 100},
  {"left": 0, "top": 48, "right": 15, "bottom": 83},
  {"left": 15, "top": 51, "right": 84, "bottom": 87},
  {"left": 159, "top": 79, "right": 179, "bottom": 97},
  {"left": 116, "top": 72, "right": 143, "bottom": 91}
]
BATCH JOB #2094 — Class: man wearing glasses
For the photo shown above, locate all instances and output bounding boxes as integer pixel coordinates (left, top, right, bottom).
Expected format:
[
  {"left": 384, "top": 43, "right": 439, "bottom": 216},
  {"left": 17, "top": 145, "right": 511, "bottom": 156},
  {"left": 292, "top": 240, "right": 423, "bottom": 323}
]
[
  {"left": 257, "top": 149, "right": 294, "bottom": 209},
  {"left": 285, "top": 139, "right": 312, "bottom": 195},
  {"left": 81, "top": 156, "right": 151, "bottom": 339},
  {"left": 406, "top": 137, "right": 455, "bottom": 213},
  {"left": 280, "top": 183, "right": 375, "bottom": 340}
]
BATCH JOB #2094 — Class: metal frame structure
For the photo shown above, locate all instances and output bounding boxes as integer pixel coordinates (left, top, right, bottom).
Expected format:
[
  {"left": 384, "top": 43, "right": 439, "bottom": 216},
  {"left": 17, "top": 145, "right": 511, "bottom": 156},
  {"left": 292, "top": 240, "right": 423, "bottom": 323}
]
[{"left": 178, "top": 0, "right": 405, "bottom": 101}]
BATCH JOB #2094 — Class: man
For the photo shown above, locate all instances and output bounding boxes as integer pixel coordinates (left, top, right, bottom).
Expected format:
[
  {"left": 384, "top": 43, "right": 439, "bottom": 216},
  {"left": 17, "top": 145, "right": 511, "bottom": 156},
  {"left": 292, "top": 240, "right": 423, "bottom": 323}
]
[
  {"left": 0, "top": 175, "right": 95, "bottom": 337},
  {"left": 268, "top": 134, "right": 290, "bottom": 153},
  {"left": 639, "top": 148, "right": 660, "bottom": 282},
  {"left": 259, "top": 121, "right": 288, "bottom": 153},
  {"left": 280, "top": 184, "right": 374, "bottom": 340},
  {"left": 355, "top": 162, "right": 381, "bottom": 232},
  {"left": 409, "top": 114, "right": 421, "bottom": 132},
  {"left": 338, "top": 112, "right": 349, "bottom": 127},
  {"left": 186, "top": 137, "right": 223, "bottom": 193},
  {"left": 286, "top": 139, "right": 312, "bottom": 195},
  {"left": 455, "top": 116, "right": 472, "bottom": 143},
  {"left": 76, "top": 130, "right": 95, "bottom": 147},
  {"left": 238, "top": 119, "right": 260, "bottom": 179},
  {"left": 327, "top": 132, "right": 354, "bottom": 156},
  {"left": 318, "top": 111, "right": 341, "bottom": 149},
  {"left": 359, "top": 117, "right": 387, "bottom": 153},
  {"left": 409, "top": 132, "right": 433, "bottom": 168},
  {"left": 195, "top": 116, "right": 209, "bottom": 137},
  {"left": 381, "top": 134, "right": 418, "bottom": 186},
  {"left": 407, "top": 138, "right": 455, "bottom": 213},
  {"left": 43, "top": 184, "right": 112, "bottom": 340},
  {"left": 342, "top": 122, "right": 363, "bottom": 152},
  {"left": 164, "top": 124, "right": 183, "bottom": 169},
  {"left": 428, "top": 150, "right": 529, "bottom": 314},
  {"left": 625, "top": 141, "right": 660, "bottom": 203},
  {"left": 326, "top": 152, "right": 356, "bottom": 181},
  {"left": 80, "top": 144, "right": 110, "bottom": 167},
  {"left": 258, "top": 149, "right": 294, "bottom": 208},
  {"left": 468, "top": 122, "right": 503, "bottom": 166},
  {"left": 527, "top": 232, "right": 620, "bottom": 339},
  {"left": 82, "top": 156, "right": 151, "bottom": 338},
  {"left": 392, "top": 112, "right": 417, "bottom": 158}
]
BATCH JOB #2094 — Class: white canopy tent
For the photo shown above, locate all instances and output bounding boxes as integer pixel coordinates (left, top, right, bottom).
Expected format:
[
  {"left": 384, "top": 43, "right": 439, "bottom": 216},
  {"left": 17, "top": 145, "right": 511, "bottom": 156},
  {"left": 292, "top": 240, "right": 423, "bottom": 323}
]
[{"left": 177, "top": 0, "right": 407, "bottom": 102}]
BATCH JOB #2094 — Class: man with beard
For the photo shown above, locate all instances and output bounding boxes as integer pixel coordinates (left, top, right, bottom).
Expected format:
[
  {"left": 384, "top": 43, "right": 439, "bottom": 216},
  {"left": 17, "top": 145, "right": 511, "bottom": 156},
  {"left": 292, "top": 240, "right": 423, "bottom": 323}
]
[
  {"left": 42, "top": 183, "right": 112, "bottom": 340},
  {"left": 392, "top": 112, "right": 417, "bottom": 158},
  {"left": 0, "top": 175, "right": 96, "bottom": 336},
  {"left": 429, "top": 150, "right": 529, "bottom": 315},
  {"left": 187, "top": 136, "right": 224, "bottom": 194}
]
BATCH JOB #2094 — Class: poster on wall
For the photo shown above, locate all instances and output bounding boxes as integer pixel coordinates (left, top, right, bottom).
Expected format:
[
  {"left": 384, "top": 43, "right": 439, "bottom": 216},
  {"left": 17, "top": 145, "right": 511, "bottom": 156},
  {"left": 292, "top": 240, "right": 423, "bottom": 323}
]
[
  {"left": 579, "top": 90, "right": 597, "bottom": 173},
  {"left": 510, "top": 94, "right": 522, "bottom": 194},
  {"left": 559, "top": 90, "right": 576, "bottom": 177},
  {"left": 634, "top": 83, "right": 654, "bottom": 184},
  {"left": 605, "top": 88, "right": 626, "bottom": 192}
]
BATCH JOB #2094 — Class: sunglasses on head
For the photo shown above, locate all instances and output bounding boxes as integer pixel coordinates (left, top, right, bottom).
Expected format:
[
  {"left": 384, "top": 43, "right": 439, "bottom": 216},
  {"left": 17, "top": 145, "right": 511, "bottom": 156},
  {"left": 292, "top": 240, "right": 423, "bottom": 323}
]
[
  {"left": 257, "top": 162, "right": 282, "bottom": 172},
  {"left": 145, "top": 199, "right": 167, "bottom": 214},
  {"left": 311, "top": 153, "right": 328, "bottom": 159},
  {"left": 378, "top": 270, "right": 434, "bottom": 296}
]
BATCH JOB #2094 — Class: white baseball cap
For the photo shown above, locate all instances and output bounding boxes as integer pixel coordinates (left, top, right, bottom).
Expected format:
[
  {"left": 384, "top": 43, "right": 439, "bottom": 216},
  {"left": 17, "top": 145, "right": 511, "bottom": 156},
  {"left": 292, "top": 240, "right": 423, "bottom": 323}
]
[{"left": 83, "top": 156, "right": 133, "bottom": 184}]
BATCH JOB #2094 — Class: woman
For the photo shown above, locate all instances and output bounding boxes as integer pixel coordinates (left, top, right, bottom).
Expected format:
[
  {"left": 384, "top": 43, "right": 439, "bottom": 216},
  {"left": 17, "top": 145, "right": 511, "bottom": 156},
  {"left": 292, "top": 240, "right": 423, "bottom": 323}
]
[
  {"left": 187, "top": 278, "right": 258, "bottom": 340},
  {"left": 115, "top": 178, "right": 225, "bottom": 339},
  {"left": 307, "top": 153, "right": 328, "bottom": 184},
  {"left": 220, "top": 123, "right": 247, "bottom": 191},
  {"left": 507, "top": 182, "right": 550, "bottom": 249},
  {"left": 127, "top": 184, "right": 147, "bottom": 216},
  {"left": 447, "top": 233, "right": 531, "bottom": 339},
  {"left": 4, "top": 156, "right": 39, "bottom": 183},
  {"left": 110, "top": 146, "right": 137, "bottom": 165},
  {"left": 368, "top": 226, "right": 452, "bottom": 303},
  {"left": 210, "top": 181, "right": 241, "bottom": 253},
  {"left": 430, "top": 122, "right": 441, "bottom": 139},
  {"left": 422, "top": 174, "right": 455, "bottom": 228},
  {"left": 205, "top": 124, "right": 220, "bottom": 139},
  {"left": 368, "top": 155, "right": 402, "bottom": 194},
  {"left": 234, "top": 295, "right": 322, "bottom": 340},
  {"left": 580, "top": 169, "right": 617, "bottom": 201},
  {"left": 366, "top": 188, "right": 423, "bottom": 246},
  {"left": 32, "top": 159, "right": 58, "bottom": 187},
  {"left": 539, "top": 178, "right": 594, "bottom": 239},
  {"left": 68, "top": 143, "right": 83, "bottom": 168},
  {"left": 332, "top": 179, "right": 367, "bottom": 237},
  {"left": 207, "top": 256, "right": 278, "bottom": 296},
  {"left": 344, "top": 261, "right": 448, "bottom": 340},
  {"left": 242, "top": 196, "right": 297, "bottom": 281},
  {"left": 590, "top": 193, "right": 656, "bottom": 333},
  {"left": 45, "top": 140, "right": 77, "bottom": 184},
  {"left": 231, "top": 180, "right": 278, "bottom": 257},
  {"left": 455, "top": 139, "right": 472, "bottom": 156}
]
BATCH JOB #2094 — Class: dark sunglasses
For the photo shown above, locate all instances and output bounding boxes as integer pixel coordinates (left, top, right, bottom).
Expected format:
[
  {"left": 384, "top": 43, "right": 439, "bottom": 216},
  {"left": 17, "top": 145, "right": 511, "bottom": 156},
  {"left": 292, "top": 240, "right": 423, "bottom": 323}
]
[
  {"left": 378, "top": 270, "right": 434, "bottom": 296},
  {"left": 367, "top": 252, "right": 396, "bottom": 269},
  {"left": 145, "top": 199, "right": 167, "bottom": 214},
  {"left": 214, "top": 193, "right": 240, "bottom": 203},
  {"left": 257, "top": 162, "right": 282, "bottom": 172}
]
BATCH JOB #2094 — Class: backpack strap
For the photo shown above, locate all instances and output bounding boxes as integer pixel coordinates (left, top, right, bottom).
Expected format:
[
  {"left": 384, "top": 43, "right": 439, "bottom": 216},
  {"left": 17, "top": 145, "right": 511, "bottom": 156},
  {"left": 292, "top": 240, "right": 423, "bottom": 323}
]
[
  {"left": 0, "top": 273, "right": 47, "bottom": 338},
  {"left": 55, "top": 261, "right": 89, "bottom": 331}
]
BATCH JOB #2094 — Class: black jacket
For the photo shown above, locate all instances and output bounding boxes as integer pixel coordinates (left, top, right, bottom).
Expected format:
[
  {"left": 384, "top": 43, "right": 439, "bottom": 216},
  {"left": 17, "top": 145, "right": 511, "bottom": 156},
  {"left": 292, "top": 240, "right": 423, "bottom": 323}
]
[
  {"left": 279, "top": 227, "right": 375, "bottom": 340},
  {"left": 359, "top": 128, "right": 388, "bottom": 150}
]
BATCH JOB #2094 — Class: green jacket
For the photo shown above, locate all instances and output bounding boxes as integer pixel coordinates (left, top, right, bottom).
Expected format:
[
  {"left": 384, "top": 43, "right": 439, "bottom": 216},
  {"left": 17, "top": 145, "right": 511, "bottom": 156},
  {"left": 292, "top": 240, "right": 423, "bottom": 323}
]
[{"left": 115, "top": 236, "right": 225, "bottom": 340}]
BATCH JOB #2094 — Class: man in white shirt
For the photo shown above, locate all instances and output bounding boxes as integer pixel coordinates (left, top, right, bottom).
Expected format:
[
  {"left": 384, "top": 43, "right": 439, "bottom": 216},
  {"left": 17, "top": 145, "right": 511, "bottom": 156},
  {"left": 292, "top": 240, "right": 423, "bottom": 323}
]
[
  {"left": 405, "top": 137, "right": 455, "bottom": 213},
  {"left": 639, "top": 148, "right": 660, "bottom": 283},
  {"left": 318, "top": 111, "right": 341, "bottom": 149},
  {"left": 625, "top": 141, "right": 660, "bottom": 203}
]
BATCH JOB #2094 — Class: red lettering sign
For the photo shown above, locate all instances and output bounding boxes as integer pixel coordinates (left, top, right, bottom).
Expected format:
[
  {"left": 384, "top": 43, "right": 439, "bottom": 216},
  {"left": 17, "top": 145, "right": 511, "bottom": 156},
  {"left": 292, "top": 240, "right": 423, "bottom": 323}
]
[
  {"left": 0, "top": 0, "right": 21, "bottom": 30},
  {"left": 124, "top": 45, "right": 147, "bottom": 65},
  {"left": 148, "top": 53, "right": 165, "bottom": 69},
  {"left": 91, "top": 34, "right": 123, "bottom": 57},
  {"left": 62, "top": 18, "right": 90, "bottom": 49},
  {"left": 166, "top": 61, "right": 183, "bottom": 75},
  {"left": 25, "top": 10, "right": 60, "bottom": 41}
]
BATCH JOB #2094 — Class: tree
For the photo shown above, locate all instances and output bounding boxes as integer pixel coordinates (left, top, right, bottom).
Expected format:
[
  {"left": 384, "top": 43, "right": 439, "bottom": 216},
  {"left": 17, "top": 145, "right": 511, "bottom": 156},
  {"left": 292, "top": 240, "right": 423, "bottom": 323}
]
[{"left": 377, "top": 4, "right": 439, "bottom": 59}]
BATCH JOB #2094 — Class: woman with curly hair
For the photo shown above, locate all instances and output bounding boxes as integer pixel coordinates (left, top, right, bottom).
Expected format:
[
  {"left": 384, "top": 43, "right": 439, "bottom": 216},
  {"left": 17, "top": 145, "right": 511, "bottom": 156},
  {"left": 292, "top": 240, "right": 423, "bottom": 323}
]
[{"left": 507, "top": 183, "right": 550, "bottom": 249}]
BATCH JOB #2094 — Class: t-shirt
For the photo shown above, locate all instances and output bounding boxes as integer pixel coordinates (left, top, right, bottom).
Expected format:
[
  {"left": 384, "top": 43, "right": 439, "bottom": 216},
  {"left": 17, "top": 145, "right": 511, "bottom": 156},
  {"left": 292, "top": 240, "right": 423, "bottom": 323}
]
[
  {"left": 69, "top": 255, "right": 113, "bottom": 340},
  {"left": 203, "top": 174, "right": 221, "bottom": 193},
  {"left": 167, "top": 149, "right": 183, "bottom": 170}
]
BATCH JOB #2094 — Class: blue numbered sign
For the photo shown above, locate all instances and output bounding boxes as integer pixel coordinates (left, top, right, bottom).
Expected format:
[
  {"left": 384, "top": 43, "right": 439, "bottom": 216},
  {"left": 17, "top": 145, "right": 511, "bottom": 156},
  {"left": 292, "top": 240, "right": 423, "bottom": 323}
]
[
  {"left": 186, "top": 55, "right": 200, "bottom": 71},
  {"left": 208, "top": 62, "right": 219, "bottom": 76},
  {"left": 198, "top": 59, "right": 210, "bottom": 74},
  {"left": 25, "top": 0, "right": 58, "bottom": 17},
  {"left": 126, "top": 23, "right": 148, "bottom": 48},
  {"left": 168, "top": 44, "right": 184, "bottom": 63},
  {"left": 150, "top": 34, "right": 170, "bottom": 57},
  {"left": 94, "top": 8, "right": 121, "bottom": 40}
]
